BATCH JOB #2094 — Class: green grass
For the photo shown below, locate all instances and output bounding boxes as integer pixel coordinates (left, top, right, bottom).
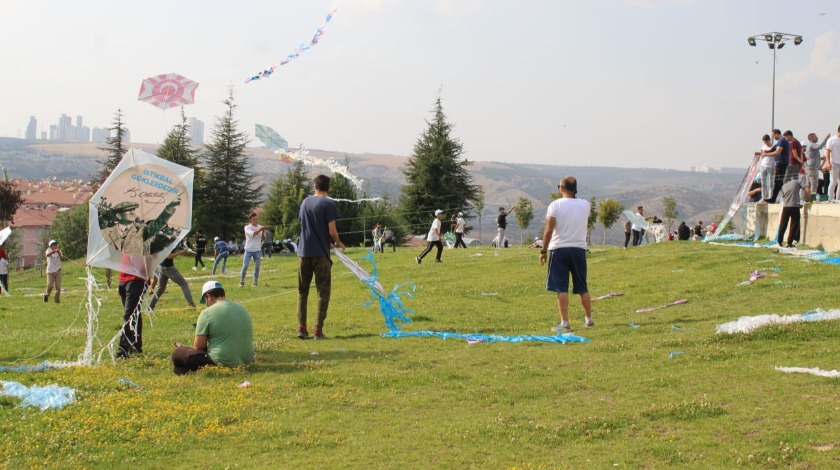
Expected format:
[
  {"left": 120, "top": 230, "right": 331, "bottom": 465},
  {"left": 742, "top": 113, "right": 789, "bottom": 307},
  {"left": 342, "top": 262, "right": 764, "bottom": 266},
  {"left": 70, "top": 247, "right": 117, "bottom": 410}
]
[{"left": 2, "top": 243, "right": 840, "bottom": 468}]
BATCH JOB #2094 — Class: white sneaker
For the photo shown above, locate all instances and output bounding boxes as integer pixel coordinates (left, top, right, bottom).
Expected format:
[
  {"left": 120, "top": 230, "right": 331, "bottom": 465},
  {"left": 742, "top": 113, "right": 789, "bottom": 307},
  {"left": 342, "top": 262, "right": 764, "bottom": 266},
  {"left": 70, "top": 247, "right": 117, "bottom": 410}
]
[
  {"left": 202, "top": 267, "right": 206, "bottom": 271},
  {"left": 551, "top": 322, "right": 572, "bottom": 333},
  {"left": 192, "top": 267, "right": 197, "bottom": 271},
  {"left": 584, "top": 317, "right": 595, "bottom": 328}
]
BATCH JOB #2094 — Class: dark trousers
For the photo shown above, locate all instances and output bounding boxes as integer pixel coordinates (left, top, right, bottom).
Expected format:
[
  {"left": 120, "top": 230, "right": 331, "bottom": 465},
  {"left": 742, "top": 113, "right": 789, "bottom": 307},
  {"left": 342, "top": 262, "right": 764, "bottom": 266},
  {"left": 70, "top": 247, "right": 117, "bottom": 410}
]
[
  {"left": 171, "top": 346, "right": 214, "bottom": 375},
  {"left": 195, "top": 249, "right": 205, "bottom": 267},
  {"left": 624, "top": 232, "right": 631, "bottom": 248},
  {"left": 454, "top": 233, "right": 467, "bottom": 248},
  {"left": 0, "top": 273, "right": 7, "bottom": 292},
  {"left": 118, "top": 279, "right": 145, "bottom": 356},
  {"left": 297, "top": 256, "right": 332, "bottom": 330},
  {"left": 419, "top": 240, "right": 443, "bottom": 261},
  {"left": 382, "top": 237, "right": 397, "bottom": 252},
  {"left": 818, "top": 170, "right": 830, "bottom": 195},
  {"left": 777, "top": 206, "right": 801, "bottom": 247},
  {"left": 770, "top": 163, "right": 788, "bottom": 203},
  {"left": 632, "top": 230, "right": 642, "bottom": 246}
]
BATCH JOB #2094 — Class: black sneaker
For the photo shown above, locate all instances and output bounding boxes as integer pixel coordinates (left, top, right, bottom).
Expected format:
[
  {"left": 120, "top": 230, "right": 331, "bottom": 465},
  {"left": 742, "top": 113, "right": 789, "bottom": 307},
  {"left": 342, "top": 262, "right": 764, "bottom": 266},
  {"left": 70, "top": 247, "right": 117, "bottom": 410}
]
[
  {"left": 416, "top": 257, "right": 421, "bottom": 265},
  {"left": 435, "top": 259, "right": 442, "bottom": 263},
  {"left": 314, "top": 329, "right": 325, "bottom": 340},
  {"left": 43, "top": 294, "right": 48, "bottom": 303},
  {"left": 297, "top": 328, "right": 310, "bottom": 339}
]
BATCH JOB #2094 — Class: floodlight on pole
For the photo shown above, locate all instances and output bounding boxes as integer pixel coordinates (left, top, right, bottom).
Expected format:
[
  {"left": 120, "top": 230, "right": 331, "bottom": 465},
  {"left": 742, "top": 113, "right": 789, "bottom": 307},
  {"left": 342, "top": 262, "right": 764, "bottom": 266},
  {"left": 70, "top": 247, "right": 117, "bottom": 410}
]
[{"left": 746, "top": 32, "right": 803, "bottom": 131}]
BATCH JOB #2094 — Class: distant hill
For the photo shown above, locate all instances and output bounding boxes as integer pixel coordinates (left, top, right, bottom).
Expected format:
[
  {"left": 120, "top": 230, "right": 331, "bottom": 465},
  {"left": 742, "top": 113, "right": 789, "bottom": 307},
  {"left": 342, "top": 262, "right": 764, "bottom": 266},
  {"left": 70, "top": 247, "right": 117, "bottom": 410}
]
[{"left": 0, "top": 137, "right": 746, "bottom": 244}]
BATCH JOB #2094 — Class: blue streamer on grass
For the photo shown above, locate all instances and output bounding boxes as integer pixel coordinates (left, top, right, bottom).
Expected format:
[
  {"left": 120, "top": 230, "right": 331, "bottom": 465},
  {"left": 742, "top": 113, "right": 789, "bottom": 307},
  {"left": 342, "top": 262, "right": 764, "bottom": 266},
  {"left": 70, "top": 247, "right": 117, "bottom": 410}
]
[
  {"left": 381, "top": 330, "right": 589, "bottom": 344},
  {"left": 0, "top": 381, "right": 76, "bottom": 410},
  {"left": 347, "top": 251, "right": 588, "bottom": 344},
  {"left": 0, "top": 361, "right": 71, "bottom": 372}
]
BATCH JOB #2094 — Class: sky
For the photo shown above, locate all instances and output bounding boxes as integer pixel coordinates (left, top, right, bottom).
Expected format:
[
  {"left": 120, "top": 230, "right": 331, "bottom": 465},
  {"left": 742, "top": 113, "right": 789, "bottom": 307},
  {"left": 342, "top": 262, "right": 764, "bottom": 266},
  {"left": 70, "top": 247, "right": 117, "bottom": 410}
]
[{"left": 2, "top": 0, "right": 839, "bottom": 170}]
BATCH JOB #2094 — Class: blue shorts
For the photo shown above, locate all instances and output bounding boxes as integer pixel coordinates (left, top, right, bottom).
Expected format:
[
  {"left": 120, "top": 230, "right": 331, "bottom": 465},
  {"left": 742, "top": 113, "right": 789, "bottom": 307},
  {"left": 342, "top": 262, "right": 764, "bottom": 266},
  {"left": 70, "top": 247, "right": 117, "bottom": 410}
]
[{"left": 546, "top": 247, "right": 588, "bottom": 294}]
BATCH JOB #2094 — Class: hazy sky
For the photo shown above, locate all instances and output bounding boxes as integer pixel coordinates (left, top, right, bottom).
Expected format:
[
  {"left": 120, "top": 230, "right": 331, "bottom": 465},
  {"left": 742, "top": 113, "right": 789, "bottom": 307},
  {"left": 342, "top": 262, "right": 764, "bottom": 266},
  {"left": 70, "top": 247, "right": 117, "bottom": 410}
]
[{"left": 2, "top": 0, "right": 839, "bottom": 170}]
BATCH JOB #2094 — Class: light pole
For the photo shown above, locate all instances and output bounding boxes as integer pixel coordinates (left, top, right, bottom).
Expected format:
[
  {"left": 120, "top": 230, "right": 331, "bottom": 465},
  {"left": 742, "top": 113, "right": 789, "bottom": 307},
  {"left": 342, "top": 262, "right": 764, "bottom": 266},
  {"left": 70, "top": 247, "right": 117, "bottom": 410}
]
[{"left": 747, "top": 32, "right": 803, "bottom": 131}]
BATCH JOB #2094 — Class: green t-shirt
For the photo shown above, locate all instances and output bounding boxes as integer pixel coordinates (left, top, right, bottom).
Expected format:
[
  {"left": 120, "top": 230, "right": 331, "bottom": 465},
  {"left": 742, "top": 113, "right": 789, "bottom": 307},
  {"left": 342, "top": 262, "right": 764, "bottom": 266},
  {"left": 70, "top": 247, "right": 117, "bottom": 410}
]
[{"left": 195, "top": 299, "right": 254, "bottom": 367}]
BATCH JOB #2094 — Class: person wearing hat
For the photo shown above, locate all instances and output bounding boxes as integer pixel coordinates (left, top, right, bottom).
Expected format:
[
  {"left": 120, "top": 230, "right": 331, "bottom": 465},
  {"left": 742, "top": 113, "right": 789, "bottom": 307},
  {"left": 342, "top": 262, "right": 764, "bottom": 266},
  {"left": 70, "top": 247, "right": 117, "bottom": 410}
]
[
  {"left": 170, "top": 280, "right": 254, "bottom": 374},
  {"left": 211, "top": 236, "right": 230, "bottom": 275},
  {"left": 416, "top": 209, "right": 445, "bottom": 264},
  {"left": 43, "top": 240, "right": 63, "bottom": 303},
  {"left": 453, "top": 212, "right": 467, "bottom": 249}
]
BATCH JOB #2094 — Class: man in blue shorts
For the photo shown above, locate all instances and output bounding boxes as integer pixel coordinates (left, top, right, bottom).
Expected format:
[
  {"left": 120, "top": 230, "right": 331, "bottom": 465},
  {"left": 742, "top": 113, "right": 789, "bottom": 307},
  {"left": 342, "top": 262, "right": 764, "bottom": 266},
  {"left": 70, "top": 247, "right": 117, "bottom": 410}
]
[{"left": 539, "top": 176, "right": 593, "bottom": 333}]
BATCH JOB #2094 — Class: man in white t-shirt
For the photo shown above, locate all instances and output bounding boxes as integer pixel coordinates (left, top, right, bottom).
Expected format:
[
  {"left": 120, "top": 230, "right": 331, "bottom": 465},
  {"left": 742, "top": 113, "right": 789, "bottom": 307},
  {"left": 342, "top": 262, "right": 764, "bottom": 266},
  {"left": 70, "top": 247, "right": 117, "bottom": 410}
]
[
  {"left": 43, "top": 239, "right": 63, "bottom": 303},
  {"left": 240, "top": 213, "right": 267, "bottom": 287},
  {"left": 539, "top": 176, "right": 593, "bottom": 333},
  {"left": 453, "top": 212, "right": 467, "bottom": 249},
  {"left": 825, "top": 125, "right": 840, "bottom": 201},
  {"left": 416, "top": 209, "right": 444, "bottom": 264},
  {"left": 754, "top": 134, "right": 776, "bottom": 202}
]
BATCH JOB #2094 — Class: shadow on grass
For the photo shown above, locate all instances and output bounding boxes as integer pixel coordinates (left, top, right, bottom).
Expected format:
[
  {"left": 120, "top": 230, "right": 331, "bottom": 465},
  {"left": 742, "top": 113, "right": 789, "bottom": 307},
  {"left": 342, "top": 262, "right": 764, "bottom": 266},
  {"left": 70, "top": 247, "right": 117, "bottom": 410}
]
[{"left": 248, "top": 349, "right": 401, "bottom": 374}]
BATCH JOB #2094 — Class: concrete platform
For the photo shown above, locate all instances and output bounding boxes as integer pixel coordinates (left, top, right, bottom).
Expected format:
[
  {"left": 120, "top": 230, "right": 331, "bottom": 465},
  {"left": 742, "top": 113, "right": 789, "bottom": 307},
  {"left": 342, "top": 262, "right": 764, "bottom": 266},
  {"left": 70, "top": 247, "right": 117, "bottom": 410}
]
[{"left": 754, "top": 202, "right": 840, "bottom": 251}]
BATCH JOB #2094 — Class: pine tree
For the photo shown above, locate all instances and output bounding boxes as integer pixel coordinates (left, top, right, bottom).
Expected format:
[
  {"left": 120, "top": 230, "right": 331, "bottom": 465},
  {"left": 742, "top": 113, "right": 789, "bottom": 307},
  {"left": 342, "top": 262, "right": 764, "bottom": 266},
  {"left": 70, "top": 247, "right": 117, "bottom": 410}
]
[
  {"left": 194, "top": 90, "right": 263, "bottom": 240},
  {"left": 97, "top": 109, "right": 127, "bottom": 184},
  {"left": 157, "top": 108, "right": 199, "bottom": 169},
  {"left": 262, "top": 160, "right": 311, "bottom": 240},
  {"left": 399, "top": 96, "right": 478, "bottom": 234}
]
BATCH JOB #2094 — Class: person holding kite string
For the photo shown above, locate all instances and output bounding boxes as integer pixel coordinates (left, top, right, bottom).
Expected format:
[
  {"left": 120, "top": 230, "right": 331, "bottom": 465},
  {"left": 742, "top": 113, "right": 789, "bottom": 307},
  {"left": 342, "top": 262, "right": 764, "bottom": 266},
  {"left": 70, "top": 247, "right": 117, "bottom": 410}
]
[
  {"left": 539, "top": 176, "right": 594, "bottom": 333},
  {"left": 170, "top": 281, "right": 254, "bottom": 375},
  {"left": 297, "top": 175, "right": 345, "bottom": 340},
  {"left": 240, "top": 213, "right": 267, "bottom": 288},
  {"left": 43, "top": 240, "right": 63, "bottom": 303}
]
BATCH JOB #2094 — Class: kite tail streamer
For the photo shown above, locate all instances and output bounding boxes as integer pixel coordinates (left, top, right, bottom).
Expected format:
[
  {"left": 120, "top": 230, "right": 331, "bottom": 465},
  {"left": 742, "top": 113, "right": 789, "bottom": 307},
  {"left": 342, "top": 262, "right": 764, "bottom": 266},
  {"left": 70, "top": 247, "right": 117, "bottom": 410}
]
[{"left": 79, "top": 267, "right": 102, "bottom": 366}]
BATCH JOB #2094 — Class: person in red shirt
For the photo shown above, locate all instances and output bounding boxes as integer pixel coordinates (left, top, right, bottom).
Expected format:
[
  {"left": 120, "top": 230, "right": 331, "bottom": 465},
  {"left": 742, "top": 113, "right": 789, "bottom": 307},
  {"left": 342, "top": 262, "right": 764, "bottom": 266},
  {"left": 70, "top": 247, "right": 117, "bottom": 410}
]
[
  {"left": 117, "top": 255, "right": 149, "bottom": 358},
  {"left": 783, "top": 130, "right": 804, "bottom": 184}
]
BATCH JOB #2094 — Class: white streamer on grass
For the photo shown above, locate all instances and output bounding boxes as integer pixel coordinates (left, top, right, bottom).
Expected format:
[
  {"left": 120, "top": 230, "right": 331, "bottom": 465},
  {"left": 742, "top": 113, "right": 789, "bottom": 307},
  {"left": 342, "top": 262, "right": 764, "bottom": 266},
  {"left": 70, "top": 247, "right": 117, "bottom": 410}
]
[
  {"left": 716, "top": 308, "right": 840, "bottom": 334},
  {"left": 775, "top": 366, "right": 840, "bottom": 378}
]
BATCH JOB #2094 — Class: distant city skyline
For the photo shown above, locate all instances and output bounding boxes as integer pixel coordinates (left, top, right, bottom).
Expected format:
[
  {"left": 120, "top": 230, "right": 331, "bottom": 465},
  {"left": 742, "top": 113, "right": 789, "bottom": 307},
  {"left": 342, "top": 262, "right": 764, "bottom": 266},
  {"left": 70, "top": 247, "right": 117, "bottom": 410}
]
[{"left": 3, "top": 0, "right": 840, "bottom": 170}]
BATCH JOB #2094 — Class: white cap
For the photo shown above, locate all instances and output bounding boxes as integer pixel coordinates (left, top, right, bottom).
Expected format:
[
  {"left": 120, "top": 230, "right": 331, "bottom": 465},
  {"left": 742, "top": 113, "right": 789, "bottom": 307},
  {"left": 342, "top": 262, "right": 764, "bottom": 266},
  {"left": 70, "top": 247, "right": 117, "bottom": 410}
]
[
  {"left": 213, "top": 236, "right": 219, "bottom": 242},
  {"left": 458, "top": 212, "right": 463, "bottom": 216},
  {"left": 199, "top": 281, "right": 224, "bottom": 304},
  {"left": 434, "top": 209, "right": 444, "bottom": 216},
  {"left": 48, "top": 240, "right": 58, "bottom": 246}
]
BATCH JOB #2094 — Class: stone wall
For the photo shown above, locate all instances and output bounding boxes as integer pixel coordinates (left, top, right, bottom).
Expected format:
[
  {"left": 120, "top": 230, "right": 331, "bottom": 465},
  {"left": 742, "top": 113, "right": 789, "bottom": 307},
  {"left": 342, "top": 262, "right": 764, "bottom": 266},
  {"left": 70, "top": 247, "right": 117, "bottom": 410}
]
[{"left": 755, "top": 203, "right": 840, "bottom": 251}]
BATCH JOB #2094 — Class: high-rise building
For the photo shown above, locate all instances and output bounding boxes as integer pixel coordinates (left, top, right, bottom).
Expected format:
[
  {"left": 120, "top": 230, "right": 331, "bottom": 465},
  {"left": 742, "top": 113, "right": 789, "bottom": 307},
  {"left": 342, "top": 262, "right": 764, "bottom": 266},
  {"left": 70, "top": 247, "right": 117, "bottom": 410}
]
[
  {"left": 25, "top": 116, "right": 37, "bottom": 140},
  {"left": 91, "top": 127, "right": 110, "bottom": 143},
  {"left": 49, "top": 125, "right": 57, "bottom": 141},
  {"left": 187, "top": 117, "right": 204, "bottom": 147}
]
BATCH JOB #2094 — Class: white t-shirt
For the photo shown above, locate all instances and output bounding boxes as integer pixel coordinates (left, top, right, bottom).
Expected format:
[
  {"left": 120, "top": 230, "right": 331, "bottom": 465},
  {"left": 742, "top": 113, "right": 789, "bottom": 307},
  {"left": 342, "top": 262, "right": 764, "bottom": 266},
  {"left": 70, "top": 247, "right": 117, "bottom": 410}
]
[
  {"left": 243, "top": 224, "right": 263, "bottom": 252},
  {"left": 760, "top": 144, "right": 776, "bottom": 169},
  {"left": 45, "top": 248, "right": 61, "bottom": 273},
  {"left": 827, "top": 136, "right": 840, "bottom": 164},
  {"left": 455, "top": 217, "right": 465, "bottom": 233},
  {"left": 426, "top": 218, "right": 442, "bottom": 241},
  {"left": 631, "top": 212, "right": 644, "bottom": 232},
  {"left": 546, "top": 197, "right": 589, "bottom": 250},
  {"left": 0, "top": 258, "right": 8, "bottom": 275}
]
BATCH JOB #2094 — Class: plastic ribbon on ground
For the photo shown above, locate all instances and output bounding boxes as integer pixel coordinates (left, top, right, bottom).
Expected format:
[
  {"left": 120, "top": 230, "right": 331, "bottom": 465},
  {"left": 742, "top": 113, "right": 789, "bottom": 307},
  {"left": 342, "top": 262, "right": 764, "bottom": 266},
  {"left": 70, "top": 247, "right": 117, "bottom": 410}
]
[
  {"left": 245, "top": 8, "right": 336, "bottom": 83},
  {"left": 668, "top": 352, "right": 684, "bottom": 359},
  {"left": 336, "top": 249, "right": 588, "bottom": 344},
  {"left": 381, "top": 330, "right": 588, "bottom": 344},
  {"left": 593, "top": 293, "right": 623, "bottom": 301},
  {"left": 775, "top": 366, "right": 840, "bottom": 378},
  {"left": 0, "top": 381, "right": 76, "bottom": 410},
  {"left": 671, "top": 325, "right": 695, "bottom": 331},
  {"left": 0, "top": 361, "right": 75, "bottom": 372},
  {"left": 635, "top": 299, "right": 688, "bottom": 313},
  {"left": 716, "top": 308, "right": 840, "bottom": 334}
]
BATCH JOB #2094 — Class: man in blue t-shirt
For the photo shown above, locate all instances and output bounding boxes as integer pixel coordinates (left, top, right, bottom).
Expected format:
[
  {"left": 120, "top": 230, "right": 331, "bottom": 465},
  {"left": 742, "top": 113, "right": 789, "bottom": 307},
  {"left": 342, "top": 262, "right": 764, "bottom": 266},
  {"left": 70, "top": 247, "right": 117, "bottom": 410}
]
[
  {"left": 297, "top": 175, "right": 345, "bottom": 340},
  {"left": 760, "top": 129, "right": 790, "bottom": 203}
]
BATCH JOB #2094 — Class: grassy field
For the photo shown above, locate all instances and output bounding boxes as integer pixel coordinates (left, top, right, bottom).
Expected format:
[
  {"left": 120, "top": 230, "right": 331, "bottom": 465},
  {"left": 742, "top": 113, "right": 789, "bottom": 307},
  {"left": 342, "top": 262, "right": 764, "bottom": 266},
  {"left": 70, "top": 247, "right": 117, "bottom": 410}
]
[{"left": 1, "top": 242, "right": 840, "bottom": 468}]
